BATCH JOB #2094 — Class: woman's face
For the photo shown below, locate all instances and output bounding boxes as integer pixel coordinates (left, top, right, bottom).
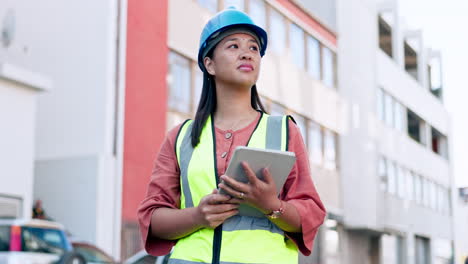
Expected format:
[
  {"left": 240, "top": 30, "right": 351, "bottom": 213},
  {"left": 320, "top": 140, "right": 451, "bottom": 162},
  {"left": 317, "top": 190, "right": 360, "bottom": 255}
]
[{"left": 204, "top": 33, "right": 261, "bottom": 88}]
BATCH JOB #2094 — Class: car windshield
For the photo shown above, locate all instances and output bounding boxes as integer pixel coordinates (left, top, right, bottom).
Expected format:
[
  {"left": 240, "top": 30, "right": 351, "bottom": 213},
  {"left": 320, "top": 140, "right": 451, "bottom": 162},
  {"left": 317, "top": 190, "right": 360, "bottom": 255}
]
[
  {"left": 21, "top": 226, "right": 70, "bottom": 254},
  {"left": 0, "top": 226, "right": 10, "bottom": 251},
  {"left": 73, "top": 244, "right": 114, "bottom": 263}
]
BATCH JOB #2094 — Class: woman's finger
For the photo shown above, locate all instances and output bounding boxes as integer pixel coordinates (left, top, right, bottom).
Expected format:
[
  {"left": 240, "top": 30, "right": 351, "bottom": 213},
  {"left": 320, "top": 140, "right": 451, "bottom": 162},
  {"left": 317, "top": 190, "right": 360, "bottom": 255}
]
[
  {"left": 220, "top": 175, "right": 248, "bottom": 192},
  {"left": 262, "top": 167, "right": 274, "bottom": 184},
  {"left": 218, "top": 182, "right": 247, "bottom": 200},
  {"left": 241, "top": 161, "right": 259, "bottom": 186}
]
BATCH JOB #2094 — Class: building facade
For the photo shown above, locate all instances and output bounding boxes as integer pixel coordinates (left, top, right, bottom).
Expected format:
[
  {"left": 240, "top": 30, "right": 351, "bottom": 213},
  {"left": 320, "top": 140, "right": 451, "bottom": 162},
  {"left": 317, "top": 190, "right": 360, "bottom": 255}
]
[
  {"left": 337, "top": 0, "right": 454, "bottom": 263},
  {"left": 0, "top": 0, "right": 457, "bottom": 263}
]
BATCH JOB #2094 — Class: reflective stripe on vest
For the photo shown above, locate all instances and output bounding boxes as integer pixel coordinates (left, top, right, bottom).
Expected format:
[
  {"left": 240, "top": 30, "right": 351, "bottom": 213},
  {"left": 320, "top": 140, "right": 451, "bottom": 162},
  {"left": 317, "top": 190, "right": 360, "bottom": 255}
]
[{"left": 170, "top": 113, "right": 298, "bottom": 264}]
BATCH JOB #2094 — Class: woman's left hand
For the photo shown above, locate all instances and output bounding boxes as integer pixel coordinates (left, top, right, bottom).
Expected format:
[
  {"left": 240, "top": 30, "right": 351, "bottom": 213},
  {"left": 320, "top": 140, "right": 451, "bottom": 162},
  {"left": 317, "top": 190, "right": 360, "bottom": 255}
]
[{"left": 218, "top": 161, "right": 281, "bottom": 214}]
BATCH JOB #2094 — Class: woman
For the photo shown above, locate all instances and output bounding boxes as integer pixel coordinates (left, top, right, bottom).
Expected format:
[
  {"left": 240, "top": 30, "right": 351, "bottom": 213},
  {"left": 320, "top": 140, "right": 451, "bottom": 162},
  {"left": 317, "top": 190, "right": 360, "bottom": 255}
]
[{"left": 138, "top": 7, "right": 326, "bottom": 264}]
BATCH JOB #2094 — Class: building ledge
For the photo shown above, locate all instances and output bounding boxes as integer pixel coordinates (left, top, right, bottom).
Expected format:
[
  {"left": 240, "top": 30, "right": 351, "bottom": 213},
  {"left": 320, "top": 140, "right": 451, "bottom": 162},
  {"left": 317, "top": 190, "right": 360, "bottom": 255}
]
[{"left": 0, "top": 63, "right": 52, "bottom": 91}]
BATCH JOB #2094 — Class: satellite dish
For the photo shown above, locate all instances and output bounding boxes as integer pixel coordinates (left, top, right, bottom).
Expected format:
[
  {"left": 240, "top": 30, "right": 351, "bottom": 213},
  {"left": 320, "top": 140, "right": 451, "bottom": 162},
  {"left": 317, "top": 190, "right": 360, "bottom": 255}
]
[{"left": 1, "top": 9, "right": 15, "bottom": 48}]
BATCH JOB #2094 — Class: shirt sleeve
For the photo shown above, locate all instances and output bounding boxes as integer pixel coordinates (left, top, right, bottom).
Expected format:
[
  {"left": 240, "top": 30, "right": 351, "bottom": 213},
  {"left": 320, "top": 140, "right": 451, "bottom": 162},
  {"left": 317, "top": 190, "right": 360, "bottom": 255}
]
[
  {"left": 281, "top": 119, "right": 327, "bottom": 256},
  {"left": 137, "top": 124, "right": 183, "bottom": 256}
]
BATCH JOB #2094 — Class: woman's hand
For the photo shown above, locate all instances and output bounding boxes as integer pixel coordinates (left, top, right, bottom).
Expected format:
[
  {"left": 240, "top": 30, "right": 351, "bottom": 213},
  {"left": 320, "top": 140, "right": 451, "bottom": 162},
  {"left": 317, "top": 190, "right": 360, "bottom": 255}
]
[
  {"left": 195, "top": 189, "right": 240, "bottom": 229},
  {"left": 218, "top": 162, "right": 281, "bottom": 214}
]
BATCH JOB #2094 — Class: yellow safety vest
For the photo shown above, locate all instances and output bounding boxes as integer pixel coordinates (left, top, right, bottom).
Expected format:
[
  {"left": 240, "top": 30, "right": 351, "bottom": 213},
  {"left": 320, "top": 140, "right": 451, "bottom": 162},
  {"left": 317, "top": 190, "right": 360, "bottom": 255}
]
[{"left": 170, "top": 113, "right": 298, "bottom": 264}]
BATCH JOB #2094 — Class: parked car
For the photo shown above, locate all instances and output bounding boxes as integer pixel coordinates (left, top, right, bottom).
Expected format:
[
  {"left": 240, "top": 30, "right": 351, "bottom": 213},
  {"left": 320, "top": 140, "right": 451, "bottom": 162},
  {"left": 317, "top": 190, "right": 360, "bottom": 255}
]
[
  {"left": 0, "top": 218, "right": 81, "bottom": 264},
  {"left": 71, "top": 240, "right": 115, "bottom": 264},
  {"left": 124, "top": 249, "right": 170, "bottom": 264}
]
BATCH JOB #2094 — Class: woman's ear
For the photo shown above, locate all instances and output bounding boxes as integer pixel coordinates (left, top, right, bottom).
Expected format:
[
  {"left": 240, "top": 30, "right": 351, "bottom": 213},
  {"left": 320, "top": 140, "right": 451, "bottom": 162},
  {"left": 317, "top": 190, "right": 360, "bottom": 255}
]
[{"left": 204, "top": 57, "right": 216, "bottom": 76}]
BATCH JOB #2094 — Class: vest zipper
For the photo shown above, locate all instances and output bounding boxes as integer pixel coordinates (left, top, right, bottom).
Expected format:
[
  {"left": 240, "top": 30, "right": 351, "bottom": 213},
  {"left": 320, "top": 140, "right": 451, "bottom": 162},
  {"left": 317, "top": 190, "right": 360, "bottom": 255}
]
[{"left": 211, "top": 116, "right": 222, "bottom": 264}]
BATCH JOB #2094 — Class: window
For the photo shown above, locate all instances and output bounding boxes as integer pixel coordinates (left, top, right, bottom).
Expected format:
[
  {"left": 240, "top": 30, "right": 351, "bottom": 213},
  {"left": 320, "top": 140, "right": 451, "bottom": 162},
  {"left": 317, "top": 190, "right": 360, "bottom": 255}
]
[
  {"left": 324, "top": 220, "right": 340, "bottom": 257},
  {"left": 224, "top": 0, "right": 244, "bottom": 11},
  {"left": 428, "top": 56, "right": 443, "bottom": 100},
  {"left": 415, "top": 175, "right": 422, "bottom": 204},
  {"left": 406, "top": 170, "right": 414, "bottom": 201},
  {"left": 415, "top": 236, "right": 430, "bottom": 264},
  {"left": 430, "top": 182, "right": 437, "bottom": 210},
  {"left": 387, "top": 161, "right": 396, "bottom": 194},
  {"left": 294, "top": 114, "right": 308, "bottom": 146},
  {"left": 437, "top": 186, "right": 444, "bottom": 213},
  {"left": 0, "top": 226, "right": 10, "bottom": 251},
  {"left": 384, "top": 93, "right": 394, "bottom": 127},
  {"left": 309, "top": 122, "right": 323, "bottom": 165},
  {"left": 323, "top": 130, "right": 337, "bottom": 170},
  {"left": 249, "top": 0, "right": 266, "bottom": 30},
  {"left": 322, "top": 46, "right": 335, "bottom": 88},
  {"left": 192, "top": 70, "right": 203, "bottom": 113},
  {"left": 378, "top": 15, "right": 393, "bottom": 58},
  {"left": 404, "top": 41, "right": 418, "bottom": 80},
  {"left": 397, "top": 166, "right": 405, "bottom": 199},
  {"left": 269, "top": 101, "right": 286, "bottom": 116},
  {"left": 407, "top": 110, "right": 426, "bottom": 145},
  {"left": 198, "top": 0, "right": 218, "bottom": 13},
  {"left": 423, "top": 178, "right": 430, "bottom": 207},
  {"left": 431, "top": 127, "right": 448, "bottom": 159},
  {"left": 290, "top": 23, "right": 305, "bottom": 69},
  {"left": 379, "top": 157, "right": 387, "bottom": 191},
  {"left": 394, "top": 101, "right": 405, "bottom": 132},
  {"left": 396, "top": 236, "right": 406, "bottom": 264},
  {"left": 168, "top": 52, "right": 191, "bottom": 114},
  {"left": 377, "top": 88, "right": 385, "bottom": 122},
  {"left": 269, "top": 8, "right": 286, "bottom": 55},
  {"left": 307, "top": 35, "right": 321, "bottom": 80}
]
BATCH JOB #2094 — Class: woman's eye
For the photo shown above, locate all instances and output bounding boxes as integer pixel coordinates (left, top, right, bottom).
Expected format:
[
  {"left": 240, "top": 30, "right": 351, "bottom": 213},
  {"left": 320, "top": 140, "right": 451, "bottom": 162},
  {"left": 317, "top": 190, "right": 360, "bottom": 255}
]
[
  {"left": 250, "top": 46, "right": 259, "bottom": 51},
  {"left": 228, "top": 44, "right": 238, "bottom": 49}
]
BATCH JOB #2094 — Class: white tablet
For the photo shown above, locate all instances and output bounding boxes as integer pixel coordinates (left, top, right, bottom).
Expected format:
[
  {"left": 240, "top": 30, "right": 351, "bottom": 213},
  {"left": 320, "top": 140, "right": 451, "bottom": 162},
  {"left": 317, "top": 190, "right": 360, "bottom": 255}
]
[{"left": 219, "top": 146, "right": 296, "bottom": 217}]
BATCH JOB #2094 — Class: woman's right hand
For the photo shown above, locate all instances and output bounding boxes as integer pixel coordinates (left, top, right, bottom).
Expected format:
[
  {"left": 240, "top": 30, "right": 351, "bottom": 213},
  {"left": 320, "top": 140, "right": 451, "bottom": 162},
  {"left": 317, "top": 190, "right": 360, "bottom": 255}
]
[{"left": 195, "top": 189, "right": 239, "bottom": 229}]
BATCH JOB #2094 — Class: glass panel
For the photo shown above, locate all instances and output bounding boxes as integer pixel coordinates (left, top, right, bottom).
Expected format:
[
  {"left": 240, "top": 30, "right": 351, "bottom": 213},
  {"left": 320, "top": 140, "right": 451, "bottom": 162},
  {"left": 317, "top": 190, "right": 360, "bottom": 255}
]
[
  {"left": 309, "top": 122, "right": 323, "bottom": 165},
  {"left": 322, "top": 46, "right": 335, "bottom": 87},
  {"left": 168, "top": 52, "right": 191, "bottom": 114},
  {"left": 294, "top": 114, "right": 308, "bottom": 146},
  {"left": 397, "top": 166, "right": 406, "bottom": 198},
  {"left": 224, "top": 0, "right": 244, "bottom": 11},
  {"left": 192, "top": 70, "right": 203, "bottom": 114},
  {"left": 324, "top": 130, "right": 337, "bottom": 170},
  {"left": 22, "top": 227, "right": 69, "bottom": 254},
  {"left": 290, "top": 23, "right": 305, "bottom": 69},
  {"left": 198, "top": 0, "right": 218, "bottom": 13},
  {"left": 387, "top": 161, "right": 396, "bottom": 194},
  {"left": 249, "top": 0, "right": 266, "bottom": 29},
  {"left": 379, "top": 157, "right": 387, "bottom": 191},
  {"left": 269, "top": 8, "right": 286, "bottom": 55},
  {"left": 423, "top": 179, "right": 430, "bottom": 207},
  {"left": 377, "top": 88, "right": 385, "bottom": 121},
  {"left": 307, "top": 35, "right": 321, "bottom": 80},
  {"left": 0, "top": 226, "right": 10, "bottom": 251},
  {"left": 407, "top": 170, "right": 414, "bottom": 201},
  {"left": 384, "top": 93, "right": 394, "bottom": 127},
  {"left": 394, "top": 101, "right": 404, "bottom": 132},
  {"left": 415, "top": 175, "right": 422, "bottom": 204}
]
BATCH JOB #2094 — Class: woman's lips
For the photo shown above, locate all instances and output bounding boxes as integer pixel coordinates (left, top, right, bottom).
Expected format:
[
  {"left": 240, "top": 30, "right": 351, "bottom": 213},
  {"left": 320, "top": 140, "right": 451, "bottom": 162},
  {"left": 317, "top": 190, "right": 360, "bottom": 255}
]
[{"left": 238, "top": 64, "right": 254, "bottom": 71}]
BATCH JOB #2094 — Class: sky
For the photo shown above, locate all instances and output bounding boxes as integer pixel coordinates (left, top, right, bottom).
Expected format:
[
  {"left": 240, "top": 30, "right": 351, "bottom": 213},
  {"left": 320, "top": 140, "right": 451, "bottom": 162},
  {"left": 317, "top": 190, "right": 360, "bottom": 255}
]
[{"left": 398, "top": 0, "right": 468, "bottom": 187}]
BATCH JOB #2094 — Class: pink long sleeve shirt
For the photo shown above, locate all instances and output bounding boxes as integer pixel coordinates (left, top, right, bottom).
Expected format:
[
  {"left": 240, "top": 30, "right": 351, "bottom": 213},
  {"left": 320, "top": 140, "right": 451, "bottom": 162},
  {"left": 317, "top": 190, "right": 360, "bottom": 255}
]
[{"left": 137, "top": 113, "right": 326, "bottom": 256}]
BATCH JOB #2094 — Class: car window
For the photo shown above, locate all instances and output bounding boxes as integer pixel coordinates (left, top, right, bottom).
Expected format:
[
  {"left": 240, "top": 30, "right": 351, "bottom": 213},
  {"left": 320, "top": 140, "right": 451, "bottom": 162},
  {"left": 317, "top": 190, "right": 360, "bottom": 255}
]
[
  {"left": 21, "top": 227, "right": 69, "bottom": 254},
  {"left": 0, "top": 226, "right": 10, "bottom": 251},
  {"left": 133, "top": 254, "right": 158, "bottom": 264},
  {"left": 73, "top": 244, "right": 114, "bottom": 263},
  {"left": 161, "top": 254, "right": 170, "bottom": 264}
]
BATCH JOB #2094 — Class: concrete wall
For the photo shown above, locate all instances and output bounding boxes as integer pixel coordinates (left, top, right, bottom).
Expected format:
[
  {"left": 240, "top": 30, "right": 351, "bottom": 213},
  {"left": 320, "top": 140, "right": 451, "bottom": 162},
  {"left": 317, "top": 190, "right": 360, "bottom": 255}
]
[
  {"left": 0, "top": 0, "right": 120, "bottom": 256},
  {"left": 337, "top": 0, "right": 381, "bottom": 229},
  {"left": 454, "top": 199, "right": 468, "bottom": 263},
  {"left": 0, "top": 78, "right": 37, "bottom": 219}
]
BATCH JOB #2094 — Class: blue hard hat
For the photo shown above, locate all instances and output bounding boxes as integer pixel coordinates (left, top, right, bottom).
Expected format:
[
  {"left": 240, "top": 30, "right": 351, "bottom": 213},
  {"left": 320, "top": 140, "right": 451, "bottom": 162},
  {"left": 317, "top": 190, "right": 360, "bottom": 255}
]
[{"left": 197, "top": 7, "right": 268, "bottom": 71}]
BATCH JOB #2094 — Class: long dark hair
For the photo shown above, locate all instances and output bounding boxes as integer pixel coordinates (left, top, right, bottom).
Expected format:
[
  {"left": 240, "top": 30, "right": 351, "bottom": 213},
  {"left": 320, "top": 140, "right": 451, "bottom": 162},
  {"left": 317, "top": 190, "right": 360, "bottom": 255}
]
[{"left": 191, "top": 55, "right": 267, "bottom": 147}]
